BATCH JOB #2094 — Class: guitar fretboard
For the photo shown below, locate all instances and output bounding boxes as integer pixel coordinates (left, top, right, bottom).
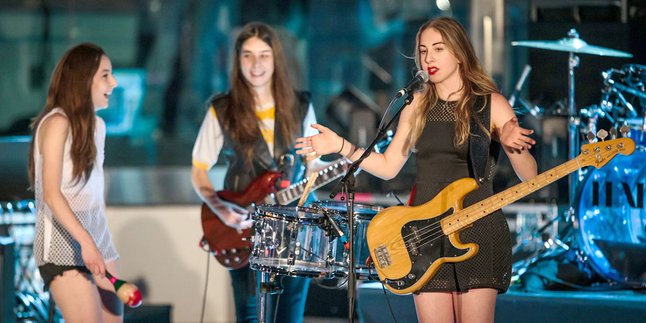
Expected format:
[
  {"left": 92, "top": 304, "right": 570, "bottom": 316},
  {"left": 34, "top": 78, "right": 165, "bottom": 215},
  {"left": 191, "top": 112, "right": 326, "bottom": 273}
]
[
  {"left": 270, "top": 160, "right": 348, "bottom": 205},
  {"left": 441, "top": 139, "right": 631, "bottom": 234}
]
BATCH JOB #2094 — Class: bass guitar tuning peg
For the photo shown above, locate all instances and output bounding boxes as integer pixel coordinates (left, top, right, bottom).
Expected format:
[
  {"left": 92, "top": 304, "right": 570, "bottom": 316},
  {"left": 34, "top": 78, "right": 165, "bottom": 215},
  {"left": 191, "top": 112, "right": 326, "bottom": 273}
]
[
  {"left": 609, "top": 127, "right": 617, "bottom": 139},
  {"left": 586, "top": 131, "right": 596, "bottom": 143},
  {"left": 619, "top": 125, "right": 630, "bottom": 136},
  {"left": 596, "top": 129, "right": 608, "bottom": 141}
]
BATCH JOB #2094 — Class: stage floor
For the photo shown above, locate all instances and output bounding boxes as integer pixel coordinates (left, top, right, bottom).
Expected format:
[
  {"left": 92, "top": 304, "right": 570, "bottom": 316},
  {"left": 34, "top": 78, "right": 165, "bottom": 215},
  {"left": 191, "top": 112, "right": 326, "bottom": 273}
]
[{"left": 357, "top": 282, "right": 646, "bottom": 323}]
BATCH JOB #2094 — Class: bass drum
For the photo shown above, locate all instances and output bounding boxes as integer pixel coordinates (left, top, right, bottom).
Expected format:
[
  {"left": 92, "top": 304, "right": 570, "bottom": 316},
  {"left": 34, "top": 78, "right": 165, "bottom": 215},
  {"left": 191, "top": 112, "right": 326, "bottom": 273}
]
[{"left": 575, "top": 148, "right": 646, "bottom": 288}]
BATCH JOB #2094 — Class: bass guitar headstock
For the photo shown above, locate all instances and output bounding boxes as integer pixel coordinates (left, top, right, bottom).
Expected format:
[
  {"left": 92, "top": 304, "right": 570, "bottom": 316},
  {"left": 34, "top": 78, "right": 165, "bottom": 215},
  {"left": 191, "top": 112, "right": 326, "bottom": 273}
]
[{"left": 579, "top": 127, "right": 635, "bottom": 169}]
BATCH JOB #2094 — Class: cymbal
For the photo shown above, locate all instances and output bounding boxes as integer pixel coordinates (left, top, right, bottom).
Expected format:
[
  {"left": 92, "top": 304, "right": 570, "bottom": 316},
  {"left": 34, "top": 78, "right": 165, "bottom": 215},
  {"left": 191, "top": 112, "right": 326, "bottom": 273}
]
[{"left": 512, "top": 37, "right": 633, "bottom": 58}]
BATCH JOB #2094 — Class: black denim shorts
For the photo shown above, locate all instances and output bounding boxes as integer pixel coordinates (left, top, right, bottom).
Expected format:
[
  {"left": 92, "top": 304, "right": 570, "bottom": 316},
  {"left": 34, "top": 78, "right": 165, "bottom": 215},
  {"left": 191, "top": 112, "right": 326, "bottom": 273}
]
[{"left": 38, "top": 263, "right": 91, "bottom": 290}]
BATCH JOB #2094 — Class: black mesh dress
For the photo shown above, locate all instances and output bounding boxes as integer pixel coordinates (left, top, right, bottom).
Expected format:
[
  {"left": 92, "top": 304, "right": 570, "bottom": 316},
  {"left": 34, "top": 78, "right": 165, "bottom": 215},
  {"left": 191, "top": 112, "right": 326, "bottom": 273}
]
[{"left": 410, "top": 99, "right": 512, "bottom": 293}]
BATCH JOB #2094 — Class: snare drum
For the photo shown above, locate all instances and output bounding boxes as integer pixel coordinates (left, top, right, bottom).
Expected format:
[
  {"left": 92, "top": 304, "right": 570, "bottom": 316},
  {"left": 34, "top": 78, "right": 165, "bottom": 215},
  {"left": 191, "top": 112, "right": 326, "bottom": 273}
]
[
  {"left": 249, "top": 205, "right": 332, "bottom": 277},
  {"left": 311, "top": 201, "right": 383, "bottom": 279}
]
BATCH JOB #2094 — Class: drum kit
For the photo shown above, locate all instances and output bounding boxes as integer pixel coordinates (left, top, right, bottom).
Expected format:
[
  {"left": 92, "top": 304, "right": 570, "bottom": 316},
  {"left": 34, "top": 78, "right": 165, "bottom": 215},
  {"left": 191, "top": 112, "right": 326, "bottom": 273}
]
[{"left": 511, "top": 30, "right": 645, "bottom": 289}]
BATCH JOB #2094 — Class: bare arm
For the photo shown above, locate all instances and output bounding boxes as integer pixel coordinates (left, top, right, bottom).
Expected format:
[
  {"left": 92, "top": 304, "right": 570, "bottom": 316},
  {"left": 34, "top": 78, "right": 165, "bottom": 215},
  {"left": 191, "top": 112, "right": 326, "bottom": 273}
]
[
  {"left": 190, "top": 166, "right": 251, "bottom": 230},
  {"left": 40, "top": 114, "right": 105, "bottom": 276},
  {"left": 296, "top": 101, "right": 416, "bottom": 180},
  {"left": 491, "top": 93, "right": 538, "bottom": 181}
]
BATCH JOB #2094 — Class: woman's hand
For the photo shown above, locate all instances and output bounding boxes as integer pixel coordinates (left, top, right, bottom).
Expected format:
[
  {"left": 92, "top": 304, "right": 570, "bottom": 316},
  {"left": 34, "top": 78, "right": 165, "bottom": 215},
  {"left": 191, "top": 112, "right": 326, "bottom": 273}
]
[
  {"left": 81, "top": 240, "right": 106, "bottom": 277},
  {"left": 212, "top": 201, "right": 252, "bottom": 231},
  {"left": 500, "top": 117, "right": 535, "bottom": 153},
  {"left": 295, "top": 124, "right": 345, "bottom": 161}
]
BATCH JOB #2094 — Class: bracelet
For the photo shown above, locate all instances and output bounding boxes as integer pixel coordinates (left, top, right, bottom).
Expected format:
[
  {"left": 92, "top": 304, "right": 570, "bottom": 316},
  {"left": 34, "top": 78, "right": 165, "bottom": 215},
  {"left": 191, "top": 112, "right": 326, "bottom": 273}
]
[{"left": 337, "top": 138, "right": 345, "bottom": 154}]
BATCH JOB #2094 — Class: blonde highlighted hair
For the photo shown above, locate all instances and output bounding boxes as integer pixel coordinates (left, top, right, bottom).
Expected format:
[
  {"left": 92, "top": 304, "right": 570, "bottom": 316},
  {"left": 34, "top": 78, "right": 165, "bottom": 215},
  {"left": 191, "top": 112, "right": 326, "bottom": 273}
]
[{"left": 406, "top": 17, "right": 498, "bottom": 152}]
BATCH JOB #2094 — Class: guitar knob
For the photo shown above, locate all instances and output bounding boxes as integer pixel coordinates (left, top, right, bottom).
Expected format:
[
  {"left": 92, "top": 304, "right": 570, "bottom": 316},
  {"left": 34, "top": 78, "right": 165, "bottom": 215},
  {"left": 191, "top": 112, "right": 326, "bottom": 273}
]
[
  {"left": 234, "top": 257, "right": 240, "bottom": 263},
  {"left": 231, "top": 248, "right": 238, "bottom": 254},
  {"left": 221, "top": 249, "right": 227, "bottom": 255},
  {"left": 224, "top": 259, "right": 230, "bottom": 265}
]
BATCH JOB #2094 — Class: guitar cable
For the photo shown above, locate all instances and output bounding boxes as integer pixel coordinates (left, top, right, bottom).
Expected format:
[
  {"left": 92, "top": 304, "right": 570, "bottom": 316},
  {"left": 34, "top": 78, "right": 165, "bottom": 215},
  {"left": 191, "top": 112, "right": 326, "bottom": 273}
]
[
  {"left": 380, "top": 283, "right": 400, "bottom": 323},
  {"left": 200, "top": 250, "right": 211, "bottom": 323}
]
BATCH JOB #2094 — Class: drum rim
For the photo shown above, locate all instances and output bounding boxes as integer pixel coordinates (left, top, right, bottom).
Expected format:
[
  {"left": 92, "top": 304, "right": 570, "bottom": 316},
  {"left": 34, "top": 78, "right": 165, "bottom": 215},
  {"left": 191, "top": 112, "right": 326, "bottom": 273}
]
[
  {"left": 249, "top": 262, "right": 330, "bottom": 278},
  {"left": 254, "top": 204, "right": 326, "bottom": 221},
  {"left": 311, "top": 201, "right": 384, "bottom": 212}
]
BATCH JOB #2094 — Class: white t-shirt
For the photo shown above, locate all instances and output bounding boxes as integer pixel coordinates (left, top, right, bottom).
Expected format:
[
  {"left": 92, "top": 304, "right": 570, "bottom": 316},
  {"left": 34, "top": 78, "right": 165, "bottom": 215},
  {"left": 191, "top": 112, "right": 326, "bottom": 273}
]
[{"left": 192, "top": 102, "right": 318, "bottom": 171}]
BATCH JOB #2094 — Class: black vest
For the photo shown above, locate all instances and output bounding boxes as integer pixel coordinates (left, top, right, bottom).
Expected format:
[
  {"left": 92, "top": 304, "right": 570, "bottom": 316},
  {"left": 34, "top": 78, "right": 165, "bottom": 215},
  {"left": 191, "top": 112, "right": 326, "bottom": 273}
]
[
  {"left": 468, "top": 94, "right": 500, "bottom": 184},
  {"left": 208, "top": 91, "right": 311, "bottom": 192}
]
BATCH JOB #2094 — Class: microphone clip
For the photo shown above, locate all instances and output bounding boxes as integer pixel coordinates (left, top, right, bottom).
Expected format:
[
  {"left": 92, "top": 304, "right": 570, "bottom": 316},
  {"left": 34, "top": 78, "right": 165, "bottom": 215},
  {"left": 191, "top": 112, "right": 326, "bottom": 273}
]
[{"left": 321, "top": 210, "right": 349, "bottom": 250}]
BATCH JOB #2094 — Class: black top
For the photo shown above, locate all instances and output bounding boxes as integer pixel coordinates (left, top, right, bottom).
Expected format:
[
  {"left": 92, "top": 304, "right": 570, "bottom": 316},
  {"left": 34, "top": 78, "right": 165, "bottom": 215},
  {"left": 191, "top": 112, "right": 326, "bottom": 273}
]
[{"left": 411, "top": 98, "right": 512, "bottom": 293}]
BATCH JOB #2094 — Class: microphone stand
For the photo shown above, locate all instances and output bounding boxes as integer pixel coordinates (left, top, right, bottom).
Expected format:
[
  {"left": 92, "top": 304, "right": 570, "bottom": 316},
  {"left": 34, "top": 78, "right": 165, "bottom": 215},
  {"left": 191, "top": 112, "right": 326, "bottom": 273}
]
[{"left": 329, "top": 91, "right": 416, "bottom": 323}]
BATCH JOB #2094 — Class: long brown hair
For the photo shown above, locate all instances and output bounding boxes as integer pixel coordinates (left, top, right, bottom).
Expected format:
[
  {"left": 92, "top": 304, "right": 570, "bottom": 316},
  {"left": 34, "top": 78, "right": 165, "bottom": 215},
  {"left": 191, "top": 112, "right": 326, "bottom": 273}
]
[
  {"left": 220, "top": 22, "right": 299, "bottom": 164},
  {"left": 407, "top": 17, "right": 498, "bottom": 151},
  {"left": 28, "top": 43, "right": 105, "bottom": 185}
]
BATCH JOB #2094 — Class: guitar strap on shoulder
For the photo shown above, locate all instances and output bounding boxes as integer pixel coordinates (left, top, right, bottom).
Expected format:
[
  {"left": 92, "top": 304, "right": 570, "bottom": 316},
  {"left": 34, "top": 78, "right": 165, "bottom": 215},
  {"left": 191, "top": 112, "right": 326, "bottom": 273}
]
[{"left": 468, "top": 94, "right": 500, "bottom": 184}]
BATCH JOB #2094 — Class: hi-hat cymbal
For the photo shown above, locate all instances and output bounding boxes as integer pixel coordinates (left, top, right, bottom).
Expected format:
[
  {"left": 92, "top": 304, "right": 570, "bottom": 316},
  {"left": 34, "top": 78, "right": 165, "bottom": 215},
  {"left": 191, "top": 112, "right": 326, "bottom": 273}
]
[{"left": 512, "top": 36, "right": 633, "bottom": 58}]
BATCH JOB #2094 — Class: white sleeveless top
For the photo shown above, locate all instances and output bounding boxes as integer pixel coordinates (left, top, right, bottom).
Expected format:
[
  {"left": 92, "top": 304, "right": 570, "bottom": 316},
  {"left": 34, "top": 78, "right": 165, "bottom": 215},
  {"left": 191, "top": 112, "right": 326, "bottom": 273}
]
[{"left": 33, "top": 108, "right": 119, "bottom": 267}]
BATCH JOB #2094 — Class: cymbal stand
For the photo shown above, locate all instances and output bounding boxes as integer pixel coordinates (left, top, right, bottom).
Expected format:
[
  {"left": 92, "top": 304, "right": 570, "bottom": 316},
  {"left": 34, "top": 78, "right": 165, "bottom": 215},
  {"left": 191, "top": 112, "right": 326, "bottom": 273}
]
[{"left": 566, "top": 29, "right": 582, "bottom": 208}]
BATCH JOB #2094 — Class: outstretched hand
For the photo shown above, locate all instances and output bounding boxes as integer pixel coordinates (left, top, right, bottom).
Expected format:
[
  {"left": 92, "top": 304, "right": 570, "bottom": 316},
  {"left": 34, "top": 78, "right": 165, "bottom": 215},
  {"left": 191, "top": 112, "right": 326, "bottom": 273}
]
[
  {"left": 500, "top": 117, "right": 535, "bottom": 153},
  {"left": 295, "top": 124, "right": 345, "bottom": 161}
]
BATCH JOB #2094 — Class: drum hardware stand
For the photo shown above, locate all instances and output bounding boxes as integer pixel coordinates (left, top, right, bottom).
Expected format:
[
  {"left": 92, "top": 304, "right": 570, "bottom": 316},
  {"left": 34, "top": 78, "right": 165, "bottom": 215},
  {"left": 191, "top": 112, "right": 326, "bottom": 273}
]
[
  {"left": 565, "top": 29, "right": 582, "bottom": 208},
  {"left": 258, "top": 272, "right": 283, "bottom": 323},
  {"left": 330, "top": 89, "right": 415, "bottom": 322}
]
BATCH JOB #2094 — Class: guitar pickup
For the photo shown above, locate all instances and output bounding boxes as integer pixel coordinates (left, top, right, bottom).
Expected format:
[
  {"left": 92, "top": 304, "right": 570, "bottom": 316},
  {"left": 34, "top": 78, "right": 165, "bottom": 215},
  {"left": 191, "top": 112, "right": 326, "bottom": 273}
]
[
  {"left": 407, "top": 226, "right": 421, "bottom": 256},
  {"left": 374, "top": 245, "right": 392, "bottom": 268}
]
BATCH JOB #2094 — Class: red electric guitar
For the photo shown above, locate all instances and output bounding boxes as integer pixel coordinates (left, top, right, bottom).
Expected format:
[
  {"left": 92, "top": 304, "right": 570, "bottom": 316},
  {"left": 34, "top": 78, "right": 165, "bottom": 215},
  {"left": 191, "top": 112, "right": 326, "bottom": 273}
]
[{"left": 200, "top": 159, "right": 349, "bottom": 269}]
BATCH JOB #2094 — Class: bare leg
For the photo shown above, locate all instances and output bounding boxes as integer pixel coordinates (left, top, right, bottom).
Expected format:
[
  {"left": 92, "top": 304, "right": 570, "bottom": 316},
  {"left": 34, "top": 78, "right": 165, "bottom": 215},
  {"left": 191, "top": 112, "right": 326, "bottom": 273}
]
[
  {"left": 454, "top": 288, "right": 497, "bottom": 323},
  {"left": 413, "top": 292, "right": 455, "bottom": 323},
  {"left": 49, "top": 269, "right": 103, "bottom": 322}
]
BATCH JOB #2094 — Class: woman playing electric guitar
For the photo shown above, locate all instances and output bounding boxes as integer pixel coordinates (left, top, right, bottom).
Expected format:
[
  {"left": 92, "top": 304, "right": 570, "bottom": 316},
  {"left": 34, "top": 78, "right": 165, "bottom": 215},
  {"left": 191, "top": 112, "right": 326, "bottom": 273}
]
[
  {"left": 296, "top": 17, "right": 538, "bottom": 323},
  {"left": 191, "top": 22, "right": 325, "bottom": 323}
]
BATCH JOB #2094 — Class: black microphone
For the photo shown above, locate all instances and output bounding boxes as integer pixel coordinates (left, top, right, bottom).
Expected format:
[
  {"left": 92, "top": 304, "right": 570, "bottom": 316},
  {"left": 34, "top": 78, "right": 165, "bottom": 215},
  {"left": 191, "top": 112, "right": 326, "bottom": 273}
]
[
  {"left": 396, "top": 70, "right": 429, "bottom": 98},
  {"left": 508, "top": 64, "right": 531, "bottom": 107}
]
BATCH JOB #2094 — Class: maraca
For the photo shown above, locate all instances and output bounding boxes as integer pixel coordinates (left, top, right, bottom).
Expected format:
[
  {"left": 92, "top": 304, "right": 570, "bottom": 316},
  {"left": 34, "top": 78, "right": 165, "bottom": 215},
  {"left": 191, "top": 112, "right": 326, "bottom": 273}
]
[{"left": 106, "top": 271, "right": 143, "bottom": 308}]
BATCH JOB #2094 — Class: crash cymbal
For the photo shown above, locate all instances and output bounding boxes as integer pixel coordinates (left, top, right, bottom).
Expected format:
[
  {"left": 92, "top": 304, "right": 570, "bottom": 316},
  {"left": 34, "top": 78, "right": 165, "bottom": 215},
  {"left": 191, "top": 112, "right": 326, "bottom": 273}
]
[{"left": 512, "top": 30, "right": 633, "bottom": 58}]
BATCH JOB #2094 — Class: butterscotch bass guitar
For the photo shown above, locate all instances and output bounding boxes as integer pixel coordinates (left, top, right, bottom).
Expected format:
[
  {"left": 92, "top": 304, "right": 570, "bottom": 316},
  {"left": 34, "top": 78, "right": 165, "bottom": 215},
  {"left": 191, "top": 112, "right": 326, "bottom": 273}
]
[
  {"left": 367, "top": 136, "right": 635, "bottom": 294},
  {"left": 200, "top": 159, "right": 349, "bottom": 269}
]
